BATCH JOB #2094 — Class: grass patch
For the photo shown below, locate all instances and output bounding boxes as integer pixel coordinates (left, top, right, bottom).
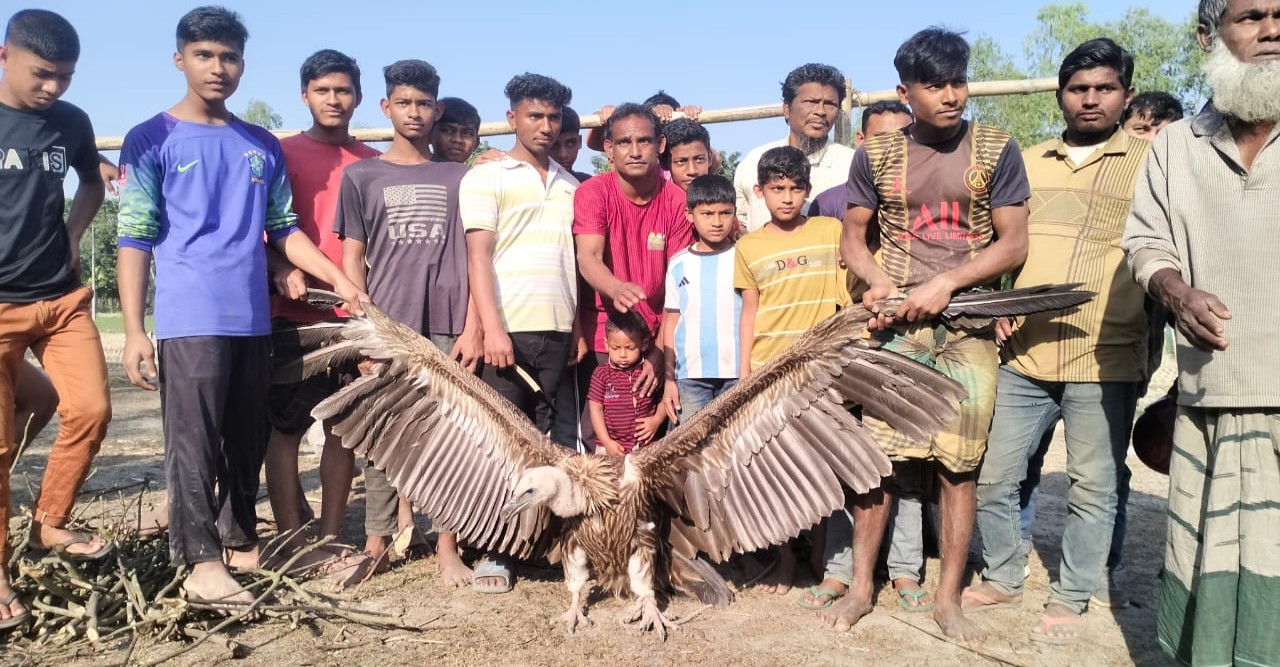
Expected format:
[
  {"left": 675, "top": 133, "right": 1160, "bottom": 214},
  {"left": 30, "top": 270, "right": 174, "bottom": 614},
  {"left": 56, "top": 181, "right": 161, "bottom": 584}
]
[{"left": 94, "top": 313, "right": 152, "bottom": 334}]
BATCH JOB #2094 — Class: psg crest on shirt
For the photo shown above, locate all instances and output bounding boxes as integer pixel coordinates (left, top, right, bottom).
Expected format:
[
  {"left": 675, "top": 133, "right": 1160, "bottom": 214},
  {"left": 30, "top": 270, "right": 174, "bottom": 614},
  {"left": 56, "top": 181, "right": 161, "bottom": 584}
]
[{"left": 245, "top": 149, "right": 266, "bottom": 185}]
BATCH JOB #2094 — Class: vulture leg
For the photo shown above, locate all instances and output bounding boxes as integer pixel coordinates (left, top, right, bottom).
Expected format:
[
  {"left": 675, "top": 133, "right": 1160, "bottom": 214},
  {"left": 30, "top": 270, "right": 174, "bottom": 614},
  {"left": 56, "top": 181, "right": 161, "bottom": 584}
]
[
  {"left": 621, "top": 546, "right": 680, "bottom": 641},
  {"left": 561, "top": 546, "right": 592, "bottom": 634}
]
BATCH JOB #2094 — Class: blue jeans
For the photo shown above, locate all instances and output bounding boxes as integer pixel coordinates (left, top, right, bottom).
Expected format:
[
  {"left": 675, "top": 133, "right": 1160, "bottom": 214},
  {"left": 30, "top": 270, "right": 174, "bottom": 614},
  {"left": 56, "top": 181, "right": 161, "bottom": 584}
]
[
  {"left": 975, "top": 366, "right": 1138, "bottom": 613},
  {"left": 824, "top": 461, "right": 932, "bottom": 585},
  {"left": 675, "top": 377, "right": 736, "bottom": 418}
]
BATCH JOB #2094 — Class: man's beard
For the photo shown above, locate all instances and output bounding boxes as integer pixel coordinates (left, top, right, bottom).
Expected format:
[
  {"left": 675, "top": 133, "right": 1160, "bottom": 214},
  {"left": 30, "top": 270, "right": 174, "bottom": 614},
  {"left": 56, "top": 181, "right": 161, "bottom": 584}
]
[
  {"left": 1204, "top": 39, "right": 1280, "bottom": 123},
  {"left": 795, "top": 133, "right": 829, "bottom": 156}
]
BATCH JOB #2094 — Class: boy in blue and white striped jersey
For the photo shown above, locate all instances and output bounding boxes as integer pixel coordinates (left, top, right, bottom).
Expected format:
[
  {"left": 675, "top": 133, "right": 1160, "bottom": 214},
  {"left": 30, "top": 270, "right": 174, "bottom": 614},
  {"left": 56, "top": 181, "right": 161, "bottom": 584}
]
[{"left": 660, "top": 175, "right": 742, "bottom": 421}]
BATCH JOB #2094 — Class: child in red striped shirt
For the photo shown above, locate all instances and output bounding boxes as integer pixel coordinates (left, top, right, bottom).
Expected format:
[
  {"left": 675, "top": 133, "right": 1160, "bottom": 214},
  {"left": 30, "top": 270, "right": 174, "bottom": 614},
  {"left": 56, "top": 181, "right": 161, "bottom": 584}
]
[{"left": 587, "top": 314, "right": 665, "bottom": 456}]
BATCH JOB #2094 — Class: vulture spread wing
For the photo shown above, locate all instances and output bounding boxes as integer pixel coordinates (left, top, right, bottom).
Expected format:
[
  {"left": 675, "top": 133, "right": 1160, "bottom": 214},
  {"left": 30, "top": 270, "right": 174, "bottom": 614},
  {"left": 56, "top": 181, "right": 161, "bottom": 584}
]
[
  {"left": 635, "top": 285, "right": 1096, "bottom": 562},
  {"left": 308, "top": 303, "right": 571, "bottom": 559}
]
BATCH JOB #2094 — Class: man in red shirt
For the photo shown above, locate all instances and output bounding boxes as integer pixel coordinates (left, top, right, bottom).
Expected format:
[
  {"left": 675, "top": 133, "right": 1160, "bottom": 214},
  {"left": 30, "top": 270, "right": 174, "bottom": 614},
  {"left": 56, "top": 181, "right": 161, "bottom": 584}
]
[
  {"left": 265, "top": 49, "right": 379, "bottom": 575},
  {"left": 567, "top": 103, "right": 693, "bottom": 450}
]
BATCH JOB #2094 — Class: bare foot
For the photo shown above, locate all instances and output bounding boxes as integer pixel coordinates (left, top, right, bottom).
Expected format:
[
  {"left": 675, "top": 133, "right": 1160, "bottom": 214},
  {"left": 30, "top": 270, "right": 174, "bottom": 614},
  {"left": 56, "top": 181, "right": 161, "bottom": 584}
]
[
  {"left": 184, "top": 562, "right": 254, "bottom": 613},
  {"left": 758, "top": 545, "right": 795, "bottom": 595},
  {"left": 934, "top": 600, "right": 987, "bottom": 642},
  {"left": 322, "top": 550, "right": 388, "bottom": 590},
  {"left": 818, "top": 584, "right": 874, "bottom": 631},
  {"left": 959, "top": 580, "right": 1021, "bottom": 612},
  {"left": 223, "top": 544, "right": 261, "bottom": 571},
  {"left": 893, "top": 578, "right": 935, "bottom": 610},
  {"left": 1029, "top": 601, "right": 1086, "bottom": 645},
  {"left": 436, "top": 548, "right": 473, "bottom": 588},
  {"left": 798, "top": 578, "right": 847, "bottom": 609}
]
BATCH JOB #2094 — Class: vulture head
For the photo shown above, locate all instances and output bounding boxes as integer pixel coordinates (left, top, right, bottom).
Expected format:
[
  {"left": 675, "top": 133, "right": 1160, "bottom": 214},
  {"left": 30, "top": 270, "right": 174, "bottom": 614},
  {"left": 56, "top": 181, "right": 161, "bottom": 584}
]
[{"left": 502, "top": 466, "right": 588, "bottom": 519}]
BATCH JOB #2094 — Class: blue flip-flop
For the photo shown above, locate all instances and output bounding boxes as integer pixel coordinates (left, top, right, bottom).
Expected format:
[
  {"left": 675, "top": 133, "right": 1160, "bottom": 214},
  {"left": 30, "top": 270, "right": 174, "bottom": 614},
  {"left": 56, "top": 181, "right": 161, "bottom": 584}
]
[{"left": 472, "top": 556, "right": 513, "bottom": 594}]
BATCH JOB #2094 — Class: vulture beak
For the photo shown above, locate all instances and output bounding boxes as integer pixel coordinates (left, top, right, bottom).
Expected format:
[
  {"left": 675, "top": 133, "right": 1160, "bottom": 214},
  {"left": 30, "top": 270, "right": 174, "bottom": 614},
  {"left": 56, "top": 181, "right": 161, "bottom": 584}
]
[{"left": 500, "top": 497, "right": 529, "bottom": 521}]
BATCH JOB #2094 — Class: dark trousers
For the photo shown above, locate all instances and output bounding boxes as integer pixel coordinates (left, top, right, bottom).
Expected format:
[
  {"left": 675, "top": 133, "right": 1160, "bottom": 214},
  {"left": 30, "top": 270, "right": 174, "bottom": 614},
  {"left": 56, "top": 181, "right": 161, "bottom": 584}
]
[
  {"left": 550, "top": 351, "right": 607, "bottom": 451},
  {"left": 158, "top": 335, "right": 271, "bottom": 566},
  {"left": 479, "top": 331, "right": 570, "bottom": 434}
]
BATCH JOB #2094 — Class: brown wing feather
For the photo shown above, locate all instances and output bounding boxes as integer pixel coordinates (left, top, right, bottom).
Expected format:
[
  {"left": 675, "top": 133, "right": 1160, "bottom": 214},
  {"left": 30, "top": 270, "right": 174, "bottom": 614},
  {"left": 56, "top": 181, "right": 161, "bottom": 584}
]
[{"left": 312, "top": 303, "right": 570, "bottom": 559}]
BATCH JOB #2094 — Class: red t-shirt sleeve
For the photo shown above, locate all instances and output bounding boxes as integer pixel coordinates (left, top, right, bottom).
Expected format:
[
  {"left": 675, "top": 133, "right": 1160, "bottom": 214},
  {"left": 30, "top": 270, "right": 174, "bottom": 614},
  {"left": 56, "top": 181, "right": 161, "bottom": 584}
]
[
  {"left": 587, "top": 366, "right": 608, "bottom": 404},
  {"left": 573, "top": 178, "right": 608, "bottom": 236}
]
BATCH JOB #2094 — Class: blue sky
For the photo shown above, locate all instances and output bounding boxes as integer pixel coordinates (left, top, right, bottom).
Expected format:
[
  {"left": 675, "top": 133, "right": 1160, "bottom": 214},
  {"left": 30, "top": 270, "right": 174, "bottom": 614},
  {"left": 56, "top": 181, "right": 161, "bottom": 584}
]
[{"left": 34, "top": 0, "right": 1188, "bottom": 175}]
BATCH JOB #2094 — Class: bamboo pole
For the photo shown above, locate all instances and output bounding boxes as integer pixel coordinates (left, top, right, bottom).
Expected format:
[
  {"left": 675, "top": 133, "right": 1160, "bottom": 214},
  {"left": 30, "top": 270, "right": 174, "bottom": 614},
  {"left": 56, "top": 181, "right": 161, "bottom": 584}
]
[{"left": 94, "top": 77, "right": 1058, "bottom": 151}]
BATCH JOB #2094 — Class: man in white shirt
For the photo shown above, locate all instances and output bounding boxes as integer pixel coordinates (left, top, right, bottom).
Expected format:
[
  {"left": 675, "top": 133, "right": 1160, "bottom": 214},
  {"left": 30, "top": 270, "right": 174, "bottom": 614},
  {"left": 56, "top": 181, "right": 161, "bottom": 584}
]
[{"left": 734, "top": 63, "right": 856, "bottom": 231}]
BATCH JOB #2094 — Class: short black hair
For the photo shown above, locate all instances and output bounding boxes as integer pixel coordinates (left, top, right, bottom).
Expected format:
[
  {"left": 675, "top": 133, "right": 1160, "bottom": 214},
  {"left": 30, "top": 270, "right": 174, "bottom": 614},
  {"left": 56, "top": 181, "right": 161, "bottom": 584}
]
[
  {"left": 437, "top": 97, "right": 480, "bottom": 130},
  {"left": 4, "top": 9, "right": 79, "bottom": 62},
  {"left": 757, "top": 146, "right": 811, "bottom": 189},
  {"left": 176, "top": 6, "right": 248, "bottom": 52},
  {"left": 660, "top": 118, "right": 710, "bottom": 169},
  {"left": 604, "top": 311, "right": 650, "bottom": 342},
  {"left": 299, "top": 49, "right": 361, "bottom": 97},
  {"left": 894, "top": 27, "right": 969, "bottom": 85},
  {"left": 560, "top": 105, "right": 581, "bottom": 135},
  {"left": 781, "top": 63, "right": 846, "bottom": 105},
  {"left": 383, "top": 59, "right": 439, "bottom": 98},
  {"left": 686, "top": 174, "right": 735, "bottom": 210},
  {"left": 643, "top": 90, "right": 680, "bottom": 109},
  {"left": 861, "top": 100, "right": 912, "bottom": 133},
  {"left": 604, "top": 102, "right": 661, "bottom": 142},
  {"left": 504, "top": 72, "right": 572, "bottom": 111},
  {"left": 1122, "top": 91, "right": 1185, "bottom": 125},
  {"left": 1057, "top": 38, "right": 1134, "bottom": 95}
]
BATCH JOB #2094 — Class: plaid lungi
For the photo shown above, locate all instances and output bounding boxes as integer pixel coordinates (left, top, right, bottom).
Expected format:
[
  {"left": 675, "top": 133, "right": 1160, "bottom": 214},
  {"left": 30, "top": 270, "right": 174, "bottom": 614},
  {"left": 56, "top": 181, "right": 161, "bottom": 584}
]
[{"left": 1159, "top": 406, "right": 1280, "bottom": 667}]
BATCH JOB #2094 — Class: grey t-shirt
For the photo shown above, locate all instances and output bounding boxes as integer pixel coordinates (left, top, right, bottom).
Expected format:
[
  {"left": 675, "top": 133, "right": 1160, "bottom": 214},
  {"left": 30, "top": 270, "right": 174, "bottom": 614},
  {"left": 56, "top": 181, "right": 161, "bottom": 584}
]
[{"left": 335, "top": 157, "right": 469, "bottom": 335}]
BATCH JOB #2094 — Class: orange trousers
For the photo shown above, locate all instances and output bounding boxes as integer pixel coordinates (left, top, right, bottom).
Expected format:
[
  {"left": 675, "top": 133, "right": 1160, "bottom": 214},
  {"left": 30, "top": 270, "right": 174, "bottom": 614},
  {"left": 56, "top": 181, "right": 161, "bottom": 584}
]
[{"left": 0, "top": 286, "right": 111, "bottom": 554}]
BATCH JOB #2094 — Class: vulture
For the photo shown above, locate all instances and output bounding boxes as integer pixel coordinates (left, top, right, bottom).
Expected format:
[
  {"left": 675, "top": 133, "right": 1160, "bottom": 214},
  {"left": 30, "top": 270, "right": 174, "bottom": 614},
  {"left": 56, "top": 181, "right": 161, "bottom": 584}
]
[{"left": 282, "top": 285, "right": 1092, "bottom": 639}]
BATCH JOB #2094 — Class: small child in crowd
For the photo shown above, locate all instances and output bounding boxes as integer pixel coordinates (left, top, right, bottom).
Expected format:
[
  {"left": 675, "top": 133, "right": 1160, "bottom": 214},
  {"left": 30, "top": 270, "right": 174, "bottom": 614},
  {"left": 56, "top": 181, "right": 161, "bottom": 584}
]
[
  {"left": 662, "top": 175, "right": 741, "bottom": 420},
  {"left": 661, "top": 119, "right": 716, "bottom": 191},
  {"left": 551, "top": 105, "right": 593, "bottom": 182},
  {"left": 588, "top": 313, "right": 665, "bottom": 456}
]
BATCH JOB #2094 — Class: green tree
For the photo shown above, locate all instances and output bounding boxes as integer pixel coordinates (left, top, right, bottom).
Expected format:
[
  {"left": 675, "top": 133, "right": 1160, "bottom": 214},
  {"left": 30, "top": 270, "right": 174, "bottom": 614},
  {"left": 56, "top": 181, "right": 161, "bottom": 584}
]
[
  {"left": 716, "top": 150, "right": 742, "bottom": 182},
  {"left": 969, "top": 3, "right": 1205, "bottom": 147},
  {"left": 77, "top": 199, "right": 121, "bottom": 310},
  {"left": 467, "top": 140, "right": 494, "bottom": 166},
  {"left": 241, "top": 98, "right": 284, "bottom": 130},
  {"left": 591, "top": 154, "right": 612, "bottom": 175}
]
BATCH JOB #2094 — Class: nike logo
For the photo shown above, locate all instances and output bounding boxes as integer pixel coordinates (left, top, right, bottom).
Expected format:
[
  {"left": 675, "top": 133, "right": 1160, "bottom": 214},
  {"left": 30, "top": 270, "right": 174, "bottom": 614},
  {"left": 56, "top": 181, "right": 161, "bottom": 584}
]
[{"left": 176, "top": 160, "right": 199, "bottom": 173}]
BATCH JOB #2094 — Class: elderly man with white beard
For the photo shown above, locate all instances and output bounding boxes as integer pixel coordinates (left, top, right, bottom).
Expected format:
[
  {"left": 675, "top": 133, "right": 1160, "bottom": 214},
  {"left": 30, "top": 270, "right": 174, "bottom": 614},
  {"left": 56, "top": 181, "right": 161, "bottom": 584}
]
[{"left": 1122, "top": 1, "right": 1280, "bottom": 665}]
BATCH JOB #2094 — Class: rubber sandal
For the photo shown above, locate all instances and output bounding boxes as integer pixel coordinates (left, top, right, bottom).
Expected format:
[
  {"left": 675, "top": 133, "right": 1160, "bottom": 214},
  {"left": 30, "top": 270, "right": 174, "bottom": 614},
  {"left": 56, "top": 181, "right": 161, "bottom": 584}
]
[
  {"left": 31, "top": 535, "right": 116, "bottom": 563},
  {"left": 471, "top": 556, "right": 513, "bottom": 594},
  {"left": 1029, "top": 611, "right": 1086, "bottom": 645},
  {"left": 960, "top": 586, "right": 1022, "bottom": 613},
  {"left": 796, "top": 585, "right": 841, "bottom": 610},
  {"left": 0, "top": 591, "right": 31, "bottom": 631},
  {"left": 896, "top": 587, "right": 935, "bottom": 613}
]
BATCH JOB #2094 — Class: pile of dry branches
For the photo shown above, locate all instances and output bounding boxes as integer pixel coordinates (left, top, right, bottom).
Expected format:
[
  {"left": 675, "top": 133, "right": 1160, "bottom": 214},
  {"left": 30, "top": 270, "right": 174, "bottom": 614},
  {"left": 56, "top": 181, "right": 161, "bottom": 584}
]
[{"left": 2, "top": 483, "right": 417, "bottom": 666}]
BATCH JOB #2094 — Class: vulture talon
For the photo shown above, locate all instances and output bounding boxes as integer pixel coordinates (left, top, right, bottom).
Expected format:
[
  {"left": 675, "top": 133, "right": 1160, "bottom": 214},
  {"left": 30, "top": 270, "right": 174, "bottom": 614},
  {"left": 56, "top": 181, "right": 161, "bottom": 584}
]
[
  {"left": 560, "top": 605, "right": 591, "bottom": 634},
  {"left": 623, "top": 599, "right": 680, "bottom": 641}
]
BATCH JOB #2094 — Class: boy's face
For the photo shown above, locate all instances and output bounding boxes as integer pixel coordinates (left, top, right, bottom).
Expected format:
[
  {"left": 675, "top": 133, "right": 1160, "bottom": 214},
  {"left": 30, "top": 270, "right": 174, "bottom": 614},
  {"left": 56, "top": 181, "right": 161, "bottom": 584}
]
[
  {"left": 855, "top": 111, "right": 913, "bottom": 144},
  {"left": 1059, "top": 66, "right": 1130, "bottom": 137},
  {"left": 754, "top": 177, "right": 810, "bottom": 224},
  {"left": 1123, "top": 111, "right": 1174, "bottom": 140},
  {"left": 687, "top": 202, "right": 735, "bottom": 245},
  {"left": 507, "top": 98, "right": 562, "bottom": 158},
  {"left": 783, "top": 82, "right": 841, "bottom": 142},
  {"left": 175, "top": 40, "right": 244, "bottom": 104},
  {"left": 550, "top": 131, "right": 581, "bottom": 172},
  {"left": 381, "top": 85, "right": 439, "bottom": 141},
  {"left": 898, "top": 78, "right": 968, "bottom": 133},
  {"left": 668, "top": 141, "right": 712, "bottom": 190},
  {"left": 605, "top": 328, "right": 646, "bottom": 369},
  {"left": 0, "top": 44, "right": 74, "bottom": 111},
  {"left": 605, "top": 115, "right": 665, "bottom": 180},
  {"left": 431, "top": 122, "right": 478, "bottom": 163},
  {"left": 302, "top": 72, "right": 359, "bottom": 130}
]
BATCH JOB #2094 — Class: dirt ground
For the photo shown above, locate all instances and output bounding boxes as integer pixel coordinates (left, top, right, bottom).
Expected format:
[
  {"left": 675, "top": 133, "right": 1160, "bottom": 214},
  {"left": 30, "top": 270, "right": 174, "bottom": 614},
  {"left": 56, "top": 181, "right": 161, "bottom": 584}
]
[{"left": 3, "top": 333, "right": 1178, "bottom": 667}]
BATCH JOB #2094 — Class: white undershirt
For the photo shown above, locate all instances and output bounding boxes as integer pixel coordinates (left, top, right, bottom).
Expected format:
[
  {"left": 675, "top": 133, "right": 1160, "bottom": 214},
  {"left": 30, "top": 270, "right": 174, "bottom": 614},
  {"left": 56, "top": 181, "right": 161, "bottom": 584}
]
[{"left": 1064, "top": 141, "right": 1106, "bottom": 166}]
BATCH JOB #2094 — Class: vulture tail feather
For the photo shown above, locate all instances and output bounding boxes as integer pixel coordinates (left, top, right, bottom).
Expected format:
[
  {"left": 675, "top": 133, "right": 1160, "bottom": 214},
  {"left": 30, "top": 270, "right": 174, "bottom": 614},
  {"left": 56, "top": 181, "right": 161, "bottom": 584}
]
[{"left": 670, "top": 552, "right": 734, "bottom": 608}]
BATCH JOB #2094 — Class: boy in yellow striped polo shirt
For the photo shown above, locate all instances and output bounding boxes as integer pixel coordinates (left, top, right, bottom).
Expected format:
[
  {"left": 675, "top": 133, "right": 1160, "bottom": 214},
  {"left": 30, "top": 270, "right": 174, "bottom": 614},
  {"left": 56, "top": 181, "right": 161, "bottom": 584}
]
[{"left": 734, "top": 145, "right": 850, "bottom": 593}]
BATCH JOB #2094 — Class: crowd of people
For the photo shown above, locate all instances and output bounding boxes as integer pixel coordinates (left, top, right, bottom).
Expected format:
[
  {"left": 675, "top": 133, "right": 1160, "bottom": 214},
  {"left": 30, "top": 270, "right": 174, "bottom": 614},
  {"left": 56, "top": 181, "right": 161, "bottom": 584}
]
[{"left": 0, "top": 2, "right": 1275, "bottom": 665}]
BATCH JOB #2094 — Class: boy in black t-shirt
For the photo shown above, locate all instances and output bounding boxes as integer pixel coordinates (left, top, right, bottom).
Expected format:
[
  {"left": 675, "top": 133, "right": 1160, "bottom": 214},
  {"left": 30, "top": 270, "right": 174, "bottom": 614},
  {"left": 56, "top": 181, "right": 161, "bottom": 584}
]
[{"left": 0, "top": 9, "right": 112, "bottom": 630}]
